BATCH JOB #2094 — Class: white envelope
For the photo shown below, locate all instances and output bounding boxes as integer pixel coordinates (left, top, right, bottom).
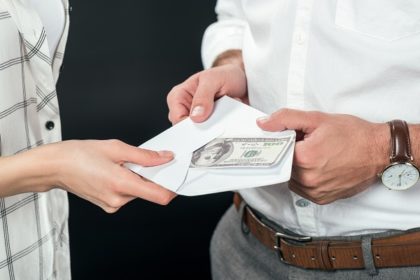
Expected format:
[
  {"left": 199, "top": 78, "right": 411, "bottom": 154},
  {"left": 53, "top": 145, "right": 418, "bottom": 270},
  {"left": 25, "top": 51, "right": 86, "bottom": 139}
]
[{"left": 126, "top": 96, "right": 295, "bottom": 196}]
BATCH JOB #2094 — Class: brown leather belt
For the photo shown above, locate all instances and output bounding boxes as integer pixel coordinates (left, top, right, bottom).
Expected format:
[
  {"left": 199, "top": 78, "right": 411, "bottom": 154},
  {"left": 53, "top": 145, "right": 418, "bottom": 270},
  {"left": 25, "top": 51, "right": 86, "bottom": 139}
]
[{"left": 234, "top": 193, "right": 420, "bottom": 270}]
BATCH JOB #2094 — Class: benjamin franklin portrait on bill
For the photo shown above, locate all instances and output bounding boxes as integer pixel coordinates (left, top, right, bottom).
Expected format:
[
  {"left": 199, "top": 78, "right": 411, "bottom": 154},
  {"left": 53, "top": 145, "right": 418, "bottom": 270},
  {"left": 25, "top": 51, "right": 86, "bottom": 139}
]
[{"left": 190, "top": 139, "right": 234, "bottom": 167}]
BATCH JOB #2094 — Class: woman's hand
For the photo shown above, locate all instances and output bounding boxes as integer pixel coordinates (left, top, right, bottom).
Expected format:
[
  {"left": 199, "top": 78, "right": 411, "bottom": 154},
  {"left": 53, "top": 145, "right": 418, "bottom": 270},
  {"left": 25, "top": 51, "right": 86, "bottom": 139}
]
[{"left": 0, "top": 140, "right": 176, "bottom": 213}]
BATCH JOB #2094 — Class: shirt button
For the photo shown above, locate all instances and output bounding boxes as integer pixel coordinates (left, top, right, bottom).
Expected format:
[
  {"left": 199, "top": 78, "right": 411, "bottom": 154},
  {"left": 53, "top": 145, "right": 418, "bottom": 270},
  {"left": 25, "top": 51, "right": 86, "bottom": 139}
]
[
  {"left": 296, "top": 199, "right": 310, "bottom": 208},
  {"left": 297, "top": 33, "right": 306, "bottom": 44},
  {"left": 45, "top": 121, "right": 55, "bottom": 130}
]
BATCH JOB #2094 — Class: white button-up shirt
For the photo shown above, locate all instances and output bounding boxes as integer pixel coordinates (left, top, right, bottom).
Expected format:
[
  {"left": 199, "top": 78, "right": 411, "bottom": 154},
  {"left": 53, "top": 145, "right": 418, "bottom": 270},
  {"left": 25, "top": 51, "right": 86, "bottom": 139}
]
[
  {"left": 0, "top": 0, "right": 70, "bottom": 279},
  {"left": 202, "top": 0, "right": 420, "bottom": 237}
]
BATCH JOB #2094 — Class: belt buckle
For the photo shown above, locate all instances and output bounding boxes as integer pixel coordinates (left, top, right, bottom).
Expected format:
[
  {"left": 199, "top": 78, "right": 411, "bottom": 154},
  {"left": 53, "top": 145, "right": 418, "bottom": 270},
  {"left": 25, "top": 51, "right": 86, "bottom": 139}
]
[{"left": 274, "top": 232, "right": 312, "bottom": 262}]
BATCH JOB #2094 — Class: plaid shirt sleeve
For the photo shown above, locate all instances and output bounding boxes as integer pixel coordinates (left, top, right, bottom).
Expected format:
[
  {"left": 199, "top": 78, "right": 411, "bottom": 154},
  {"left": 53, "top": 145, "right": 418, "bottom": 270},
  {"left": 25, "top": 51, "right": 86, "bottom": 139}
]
[{"left": 0, "top": 0, "right": 71, "bottom": 279}]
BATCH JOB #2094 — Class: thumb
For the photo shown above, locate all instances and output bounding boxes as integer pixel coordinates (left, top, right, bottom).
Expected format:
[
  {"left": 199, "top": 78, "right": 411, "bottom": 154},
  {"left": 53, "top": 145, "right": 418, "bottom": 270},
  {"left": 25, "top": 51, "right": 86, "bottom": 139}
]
[
  {"left": 256, "top": 109, "right": 322, "bottom": 133},
  {"left": 124, "top": 146, "right": 174, "bottom": 167},
  {"left": 189, "top": 74, "right": 221, "bottom": 123}
]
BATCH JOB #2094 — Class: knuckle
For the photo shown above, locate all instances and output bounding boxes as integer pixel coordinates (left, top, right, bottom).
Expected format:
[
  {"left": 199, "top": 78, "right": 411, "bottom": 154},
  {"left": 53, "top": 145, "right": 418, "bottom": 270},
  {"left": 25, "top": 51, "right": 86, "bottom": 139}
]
[
  {"left": 106, "top": 195, "right": 125, "bottom": 209},
  {"left": 271, "top": 108, "right": 290, "bottom": 121},
  {"left": 169, "top": 84, "right": 182, "bottom": 94},
  {"left": 299, "top": 173, "right": 319, "bottom": 187},
  {"left": 167, "top": 84, "right": 189, "bottom": 105},
  {"left": 192, "top": 99, "right": 205, "bottom": 108},
  {"left": 198, "top": 70, "right": 210, "bottom": 80},
  {"left": 192, "top": 93, "right": 211, "bottom": 104},
  {"left": 308, "top": 111, "right": 325, "bottom": 123},
  {"left": 299, "top": 174, "right": 311, "bottom": 186},
  {"left": 315, "top": 199, "right": 328, "bottom": 205},
  {"left": 309, "top": 195, "right": 325, "bottom": 205},
  {"left": 294, "top": 151, "right": 309, "bottom": 166},
  {"left": 110, "top": 177, "right": 124, "bottom": 193},
  {"left": 103, "top": 206, "right": 119, "bottom": 214},
  {"left": 107, "top": 139, "right": 123, "bottom": 148},
  {"left": 167, "top": 86, "right": 179, "bottom": 100},
  {"left": 308, "top": 189, "right": 326, "bottom": 204},
  {"left": 140, "top": 149, "right": 159, "bottom": 160},
  {"left": 295, "top": 148, "right": 316, "bottom": 168},
  {"left": 278, "top": 108, "right": 292, "bottom": 116},
  {"left": 279, "top": 108, "right": 291, "bottom": 115},
  {"left": 168, "top": 112, "right": 174, "bottom": 123},
  {"left": 166, "top": 94, "right": 172, "bottom": 106},
  {"left": 156, "top": 192, "right": 175, "bottom": 206}
]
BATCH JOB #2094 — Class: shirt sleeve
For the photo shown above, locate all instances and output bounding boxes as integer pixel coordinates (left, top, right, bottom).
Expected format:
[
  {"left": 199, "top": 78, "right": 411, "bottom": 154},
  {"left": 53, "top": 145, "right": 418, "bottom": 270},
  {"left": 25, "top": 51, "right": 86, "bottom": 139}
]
[{"left": 201, "top": 0, "right": 247, "bottom": 69}]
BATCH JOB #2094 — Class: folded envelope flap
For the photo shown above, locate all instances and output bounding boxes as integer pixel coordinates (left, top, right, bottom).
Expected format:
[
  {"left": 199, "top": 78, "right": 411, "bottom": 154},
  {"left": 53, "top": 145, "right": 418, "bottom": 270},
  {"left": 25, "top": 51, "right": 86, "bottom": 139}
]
[
  {"left": 125, "top": 119, "right": 223, "bottom": 192},
  {"left": 126, "top": 96, "right": 291, "bottom": 193},
  {"left": 126, "top": 96, "right": 251, "bottom": 191}
]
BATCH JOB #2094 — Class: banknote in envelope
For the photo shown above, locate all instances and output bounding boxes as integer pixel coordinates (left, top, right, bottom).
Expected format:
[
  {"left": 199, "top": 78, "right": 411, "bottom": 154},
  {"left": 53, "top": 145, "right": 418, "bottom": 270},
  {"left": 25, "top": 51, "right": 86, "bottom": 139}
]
[
  {"left": 190, "top": 137, "right": 293, "bottom": 168},
  {"left": 126, "top": 96, "right": 295, "bottom": 196}
]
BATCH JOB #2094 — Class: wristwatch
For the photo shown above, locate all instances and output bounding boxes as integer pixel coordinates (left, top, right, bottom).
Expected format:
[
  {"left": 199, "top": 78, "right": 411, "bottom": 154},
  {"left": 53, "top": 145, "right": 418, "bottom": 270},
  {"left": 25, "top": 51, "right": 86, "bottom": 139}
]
[{"left": 380, "top": 120, "right": 420, "bottom": 190}]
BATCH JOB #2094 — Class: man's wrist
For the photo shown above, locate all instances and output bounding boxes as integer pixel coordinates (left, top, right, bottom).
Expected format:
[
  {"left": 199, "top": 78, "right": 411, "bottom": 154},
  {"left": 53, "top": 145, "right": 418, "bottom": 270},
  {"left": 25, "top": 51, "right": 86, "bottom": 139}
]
[
  {"left": 373, "top": 122, "right": 420, "bottom": 176},
  {"left": 372, "top": 122, "right": 391, "bottom": 175},
  {"left": 212, "top": 49, "right": 244, "bottom": 70},
  {"left": 409, "top": 124, "right": 420, "bottom": 167}
]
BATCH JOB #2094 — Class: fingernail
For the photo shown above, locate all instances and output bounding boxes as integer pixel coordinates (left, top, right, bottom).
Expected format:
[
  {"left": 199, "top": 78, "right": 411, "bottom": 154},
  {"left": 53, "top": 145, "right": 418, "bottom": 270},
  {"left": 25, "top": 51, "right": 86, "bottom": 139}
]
[
  {"left": 158, "top": 150, "right": 174, "bottom": 158},
  {"left": 191, "top": 106, "right": 204, "bottom": 117},
  {"left": 257, "top": 116, "right": 269, "bottom": 123}
]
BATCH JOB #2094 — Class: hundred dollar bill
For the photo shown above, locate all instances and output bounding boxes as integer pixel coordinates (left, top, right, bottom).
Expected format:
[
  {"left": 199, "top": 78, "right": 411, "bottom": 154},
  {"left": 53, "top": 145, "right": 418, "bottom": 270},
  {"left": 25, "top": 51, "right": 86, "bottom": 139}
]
[{"left": 190, "top": 137, "right": 293, "bottom": 168}]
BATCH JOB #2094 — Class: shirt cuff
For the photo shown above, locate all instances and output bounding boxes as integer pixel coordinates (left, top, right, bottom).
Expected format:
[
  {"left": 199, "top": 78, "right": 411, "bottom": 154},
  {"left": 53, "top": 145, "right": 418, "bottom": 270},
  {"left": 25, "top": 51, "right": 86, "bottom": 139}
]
[{"left": 201, "top": 19, "right": 247, "bottom": 69}]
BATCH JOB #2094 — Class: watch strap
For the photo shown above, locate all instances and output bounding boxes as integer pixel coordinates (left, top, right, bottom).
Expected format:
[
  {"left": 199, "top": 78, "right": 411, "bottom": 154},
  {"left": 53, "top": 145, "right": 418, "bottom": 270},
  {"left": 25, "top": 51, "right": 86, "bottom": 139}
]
[{"left": 389, "top": 120, "right": 412, "bottom": 163}]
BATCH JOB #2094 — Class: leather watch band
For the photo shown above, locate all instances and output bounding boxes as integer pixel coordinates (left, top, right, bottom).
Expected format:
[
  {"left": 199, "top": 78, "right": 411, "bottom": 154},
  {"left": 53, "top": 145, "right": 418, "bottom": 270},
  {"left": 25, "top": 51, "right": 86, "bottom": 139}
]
[{"left": 389, "top": 120, "right": 412, "bottom": 163}]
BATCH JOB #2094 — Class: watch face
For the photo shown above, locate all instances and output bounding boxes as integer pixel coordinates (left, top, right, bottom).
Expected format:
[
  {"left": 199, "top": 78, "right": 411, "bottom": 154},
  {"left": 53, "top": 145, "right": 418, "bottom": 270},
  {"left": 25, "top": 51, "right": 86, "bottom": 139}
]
[{"left": 381, "top": 163, "right": 420, "bottom": 190}]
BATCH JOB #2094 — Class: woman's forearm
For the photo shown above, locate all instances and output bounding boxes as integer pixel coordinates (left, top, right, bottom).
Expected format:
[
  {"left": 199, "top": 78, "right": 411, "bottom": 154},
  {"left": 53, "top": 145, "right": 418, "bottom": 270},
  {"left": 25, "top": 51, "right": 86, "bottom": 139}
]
[{"left": 0, "top": 143, "right": 59, "bottom": 197}]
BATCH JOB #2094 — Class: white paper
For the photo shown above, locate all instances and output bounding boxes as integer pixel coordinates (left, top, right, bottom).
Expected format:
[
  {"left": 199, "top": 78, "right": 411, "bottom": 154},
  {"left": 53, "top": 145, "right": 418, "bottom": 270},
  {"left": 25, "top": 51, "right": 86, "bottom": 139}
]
[{"left": 126, "top": 96, "right": 295, "bottom": 196}]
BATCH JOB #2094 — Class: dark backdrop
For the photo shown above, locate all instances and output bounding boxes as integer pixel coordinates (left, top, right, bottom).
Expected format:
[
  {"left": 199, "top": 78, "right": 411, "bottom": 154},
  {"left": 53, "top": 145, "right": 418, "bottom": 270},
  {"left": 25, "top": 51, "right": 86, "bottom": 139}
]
[{"left": 56, "top": 1, "right": 232, "bottom": 279}]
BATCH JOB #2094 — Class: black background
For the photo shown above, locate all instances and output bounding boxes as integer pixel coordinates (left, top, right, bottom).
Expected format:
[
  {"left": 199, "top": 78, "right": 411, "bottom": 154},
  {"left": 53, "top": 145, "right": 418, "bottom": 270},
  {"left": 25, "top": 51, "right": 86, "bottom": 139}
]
[{"left": 56, "top": 1, "right": 233, "bottom": 279}]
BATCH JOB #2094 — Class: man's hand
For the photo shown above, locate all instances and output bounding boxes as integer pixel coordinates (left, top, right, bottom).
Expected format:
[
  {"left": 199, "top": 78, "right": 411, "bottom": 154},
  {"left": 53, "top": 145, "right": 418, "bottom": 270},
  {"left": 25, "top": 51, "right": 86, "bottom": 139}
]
[
  {"left": 257, "top": 109, "right": 390, "bottom": 204},
  {"left": 167, "top": 64, "right": 247, "bottom": 125}
]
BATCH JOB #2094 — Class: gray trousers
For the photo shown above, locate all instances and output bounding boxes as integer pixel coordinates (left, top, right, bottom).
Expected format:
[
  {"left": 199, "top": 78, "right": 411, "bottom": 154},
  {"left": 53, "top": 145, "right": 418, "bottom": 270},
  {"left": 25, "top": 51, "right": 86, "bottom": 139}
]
[{"left": 210, "top": 205, "right": 420, "bottom": 280}]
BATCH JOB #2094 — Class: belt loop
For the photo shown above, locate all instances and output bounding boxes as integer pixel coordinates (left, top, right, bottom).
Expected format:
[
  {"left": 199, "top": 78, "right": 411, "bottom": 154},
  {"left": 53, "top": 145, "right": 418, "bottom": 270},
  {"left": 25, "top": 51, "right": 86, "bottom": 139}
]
[
  {"left": 320, "top": 241, "right": 334, "bottom": 270},
  {"left": 361, "top": 236, "right": 378, "bottom": 276},
  {"left": 238, "top": 201, "right": 250, "bottom": 235}
]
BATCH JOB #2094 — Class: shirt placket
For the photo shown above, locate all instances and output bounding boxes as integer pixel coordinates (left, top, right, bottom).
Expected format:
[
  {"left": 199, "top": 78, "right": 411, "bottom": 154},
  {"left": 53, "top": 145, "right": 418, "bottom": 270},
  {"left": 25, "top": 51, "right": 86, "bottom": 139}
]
[
  {"left": 286, "top": 0, "right": 318, "bottom": 235},
  {"left": 286, "top": 0, "right": 313, "bottom": 109}
]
